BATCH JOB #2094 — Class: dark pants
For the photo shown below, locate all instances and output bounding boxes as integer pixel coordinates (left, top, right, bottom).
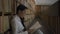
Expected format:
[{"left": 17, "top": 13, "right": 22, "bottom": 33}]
[{"left": 4, "top": 29, "right": 12, "bottom": 34}]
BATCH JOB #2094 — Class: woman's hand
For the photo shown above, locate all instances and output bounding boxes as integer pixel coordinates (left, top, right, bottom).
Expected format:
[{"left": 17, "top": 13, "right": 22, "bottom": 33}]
[{"left": 27, "top": 29, "right": 34, "bottom": 33}]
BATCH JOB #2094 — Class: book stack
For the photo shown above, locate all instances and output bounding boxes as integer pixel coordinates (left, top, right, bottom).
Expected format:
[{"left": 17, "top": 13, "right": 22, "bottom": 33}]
[
  {"left": 24, "top": 9, "right": 35, "bottom": 29},
  {"left": 27, "top": 0, "right": 36, "bottom": 13}
]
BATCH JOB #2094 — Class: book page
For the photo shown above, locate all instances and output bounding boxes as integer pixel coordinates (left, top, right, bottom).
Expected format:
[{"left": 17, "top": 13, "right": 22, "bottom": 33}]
[{"left": 29, "top": 21, "right": 42, "bottom": 33}]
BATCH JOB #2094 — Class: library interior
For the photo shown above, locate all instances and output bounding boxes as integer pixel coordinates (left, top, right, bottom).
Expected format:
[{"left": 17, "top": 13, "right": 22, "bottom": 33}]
[{"left": 0, "top": 0, "right": 59, "bottom": 34}]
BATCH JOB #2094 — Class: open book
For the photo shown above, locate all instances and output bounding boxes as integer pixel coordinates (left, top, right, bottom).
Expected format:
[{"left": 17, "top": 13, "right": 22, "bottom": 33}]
[
  {"left": 20, "top": 31, "right": 28, "bottom": 34},
  {"left": 29, "top": 21, "right": 42, "bottom": 34}
]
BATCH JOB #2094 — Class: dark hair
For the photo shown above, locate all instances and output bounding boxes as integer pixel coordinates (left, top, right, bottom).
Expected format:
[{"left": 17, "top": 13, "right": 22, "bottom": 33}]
[{"left": 16, "top": 4, "right": 27, "bottom": 14}]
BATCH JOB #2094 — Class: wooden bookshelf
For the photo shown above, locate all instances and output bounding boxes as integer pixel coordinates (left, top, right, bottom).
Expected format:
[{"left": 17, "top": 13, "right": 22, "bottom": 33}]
[{"left": 0, "top": 0, "right": 16, "bottom": 33}]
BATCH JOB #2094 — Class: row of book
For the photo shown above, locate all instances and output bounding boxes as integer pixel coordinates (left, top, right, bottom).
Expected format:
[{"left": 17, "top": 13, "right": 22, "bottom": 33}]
[
  {"left": 0, "top": 0, "right": 12, "bottom": 13},
  {"left": 0, "top": 16, "right": 9, "bottom": 33}
]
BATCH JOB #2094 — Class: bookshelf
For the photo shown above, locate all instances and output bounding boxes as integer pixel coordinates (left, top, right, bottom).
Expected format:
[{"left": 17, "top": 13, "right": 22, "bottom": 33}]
[{"left": 0, "top": 0, "right": 16, "bottom": 33}]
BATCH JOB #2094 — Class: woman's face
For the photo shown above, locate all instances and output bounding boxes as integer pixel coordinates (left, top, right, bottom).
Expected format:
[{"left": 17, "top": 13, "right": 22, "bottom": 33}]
[{"left": 18, "top": 10, "right": 26, "bottom": 18}]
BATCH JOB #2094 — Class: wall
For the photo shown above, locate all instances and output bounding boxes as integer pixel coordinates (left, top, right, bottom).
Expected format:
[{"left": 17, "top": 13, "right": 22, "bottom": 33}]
[
  {"left": 32, "top": 1, "right": 59, "bottom": 34},
  {"left": 39, "top": 16, "right": 59, "bottom": 34},
  {"left": 48, "top": 1, "right": 59, "bottom": 16},
  {"left": 35, "top": 0, "right": 58, "bottom": 5}
]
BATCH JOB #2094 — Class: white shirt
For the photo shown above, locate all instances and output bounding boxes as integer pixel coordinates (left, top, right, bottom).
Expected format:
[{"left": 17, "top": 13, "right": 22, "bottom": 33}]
[{"left": 11, "top": 15, "right": 24, "bottom": 34}]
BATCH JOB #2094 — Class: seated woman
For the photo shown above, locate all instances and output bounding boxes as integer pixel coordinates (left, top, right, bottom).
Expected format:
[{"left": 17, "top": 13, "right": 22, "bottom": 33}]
[{"left": 11, "top": 4, "right": 28, "bottom": 34}]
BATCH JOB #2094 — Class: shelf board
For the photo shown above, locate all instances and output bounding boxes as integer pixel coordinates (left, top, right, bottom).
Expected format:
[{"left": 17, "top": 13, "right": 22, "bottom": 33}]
[
  {"left": 0, "top": 12, "right": 16, "bottom": 16},
  {"left": 0, "top": 12, "right": 2, "bottom": 16}
]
